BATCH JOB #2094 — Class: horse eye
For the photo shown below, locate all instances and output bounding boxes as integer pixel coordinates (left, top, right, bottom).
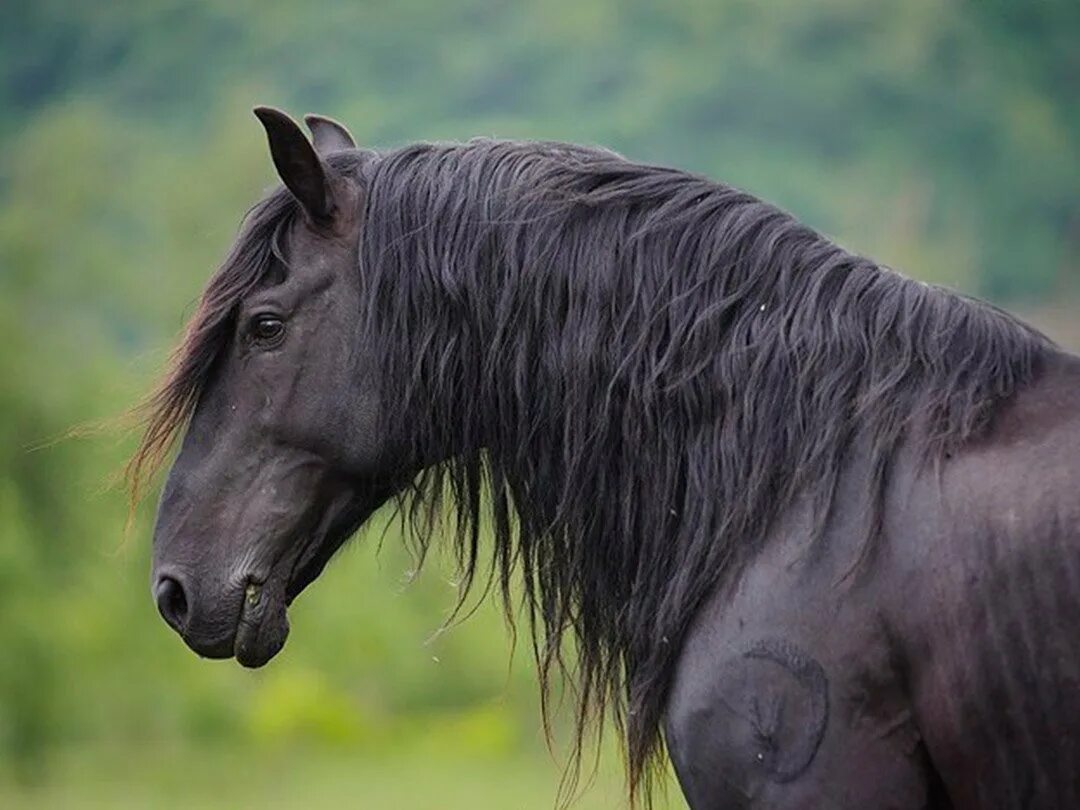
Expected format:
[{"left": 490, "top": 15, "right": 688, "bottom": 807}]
[{"left": 250, "top": 314, "right": 285, "bottom": 346}]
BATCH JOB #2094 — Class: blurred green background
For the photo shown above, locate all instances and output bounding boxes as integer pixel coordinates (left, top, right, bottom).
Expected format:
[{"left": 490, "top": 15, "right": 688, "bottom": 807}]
[{"left": 0, "top": 1, "right": 1077, "bottom": 808}]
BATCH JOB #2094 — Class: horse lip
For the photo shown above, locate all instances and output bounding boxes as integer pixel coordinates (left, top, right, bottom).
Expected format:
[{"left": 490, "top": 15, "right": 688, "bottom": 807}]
[
  {"left": 233, "top": 580, "right": 265, "bottom": 662},
  {"left": 188, "top": 632, "right": 236, "bottom": 660},
  {"left": 233, "top": 573, "right": 289, "bottom": 667},
  {"left": 229, "top": 538, "right": 321, "bottom": 665}
]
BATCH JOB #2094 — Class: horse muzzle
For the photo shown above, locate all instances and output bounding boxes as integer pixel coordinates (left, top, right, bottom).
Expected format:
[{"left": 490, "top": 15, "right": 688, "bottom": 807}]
[{"left": 152, "top": 565, "right": 290, "bottom": 666}]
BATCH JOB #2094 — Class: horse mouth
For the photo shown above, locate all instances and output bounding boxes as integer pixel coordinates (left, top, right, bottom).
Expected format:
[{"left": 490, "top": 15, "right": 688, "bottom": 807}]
[
  {"left": 229, "top": 482, "right": 399, "bottom": 668},
  {"left": 233, "top": 575, "right": 290, "bottom": 668},
  {"left": 231, "top": 526, "right": 339, "bottom": 668}
]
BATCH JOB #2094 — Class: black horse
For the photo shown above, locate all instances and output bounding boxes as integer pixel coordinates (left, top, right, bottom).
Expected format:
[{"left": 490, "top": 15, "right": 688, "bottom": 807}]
[{"left": 133, "top": 107, "right": 1080, "bottom": 809}]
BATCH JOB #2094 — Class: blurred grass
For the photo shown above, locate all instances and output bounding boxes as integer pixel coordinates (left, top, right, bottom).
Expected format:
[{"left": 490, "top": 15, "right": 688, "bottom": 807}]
[{"left": 0, "top": 746, "right": 679, "bottom": 810}]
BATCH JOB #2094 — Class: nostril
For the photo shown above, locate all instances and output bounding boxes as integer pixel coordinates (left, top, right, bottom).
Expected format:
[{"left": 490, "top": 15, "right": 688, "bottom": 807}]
[{"left": 155, "top": 575, "right": 189, "bottom": 633}]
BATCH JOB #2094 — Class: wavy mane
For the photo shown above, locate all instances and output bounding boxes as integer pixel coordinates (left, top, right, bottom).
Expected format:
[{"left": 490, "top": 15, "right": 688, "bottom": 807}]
[{"left": 132, "top": 139, "right": 1052, "bottom": 804}]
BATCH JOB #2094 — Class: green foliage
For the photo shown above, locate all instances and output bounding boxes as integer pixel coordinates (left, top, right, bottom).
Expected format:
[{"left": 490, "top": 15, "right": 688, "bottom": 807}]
[
  {"left": 0, "top": 2, "right": 1075, "bottom": 806},
  {"left": 3, "top": 0, "right": 1077, "bottom": 298}
]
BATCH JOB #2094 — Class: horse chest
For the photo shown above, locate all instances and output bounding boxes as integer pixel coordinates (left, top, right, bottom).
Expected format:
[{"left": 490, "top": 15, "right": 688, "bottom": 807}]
[{"left": 664, "top": 529, "right": 941, "bottom": 809}]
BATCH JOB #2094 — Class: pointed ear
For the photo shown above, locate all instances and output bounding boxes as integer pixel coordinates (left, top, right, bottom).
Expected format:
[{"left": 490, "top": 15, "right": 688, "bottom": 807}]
[
  {"left": 304, "top": 113, "right": 356, "bottom": 156},
  {"left": 253, "top": 106, "right": 336, "bottom": 223}
]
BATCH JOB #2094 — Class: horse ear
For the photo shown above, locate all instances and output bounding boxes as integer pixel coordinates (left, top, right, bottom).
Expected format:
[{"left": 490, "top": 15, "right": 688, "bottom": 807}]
[
  {"left": 253, "top": 106, "right": 337, "bottom": 223},
  {"left": 303, "top": 113, "right": 356, "bottom": 156}
]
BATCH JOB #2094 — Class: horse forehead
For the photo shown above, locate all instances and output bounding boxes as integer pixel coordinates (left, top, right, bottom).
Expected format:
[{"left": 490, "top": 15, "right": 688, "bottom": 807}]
[{"left": 286, "top": 216, "right": 359, "bottom": 264}]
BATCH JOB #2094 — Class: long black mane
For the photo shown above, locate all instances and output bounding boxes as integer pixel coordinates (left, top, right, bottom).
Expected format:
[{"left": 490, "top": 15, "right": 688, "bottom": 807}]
[{"left": 133, "top": 139, "right": 1052, "bottom": 802}]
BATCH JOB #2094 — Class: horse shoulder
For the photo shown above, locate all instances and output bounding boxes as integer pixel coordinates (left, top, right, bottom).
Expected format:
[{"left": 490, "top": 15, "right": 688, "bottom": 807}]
[
  {"left": 897, "top": 350, "right": 1080, "bottom": 808},
  {"left": 665, "top": 496, "right": 940, "bottom": 810}
]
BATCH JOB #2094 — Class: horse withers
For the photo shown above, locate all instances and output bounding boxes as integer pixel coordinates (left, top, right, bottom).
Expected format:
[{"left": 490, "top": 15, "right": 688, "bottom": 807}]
[{"left": 133, "top": 107, "right": 1080, "bottom": 808}]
